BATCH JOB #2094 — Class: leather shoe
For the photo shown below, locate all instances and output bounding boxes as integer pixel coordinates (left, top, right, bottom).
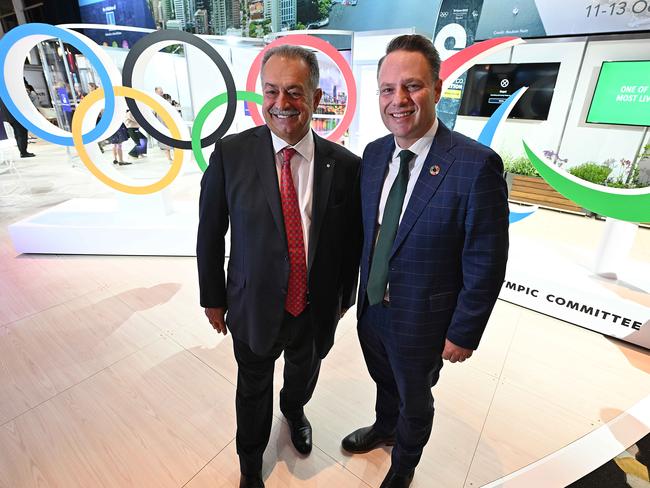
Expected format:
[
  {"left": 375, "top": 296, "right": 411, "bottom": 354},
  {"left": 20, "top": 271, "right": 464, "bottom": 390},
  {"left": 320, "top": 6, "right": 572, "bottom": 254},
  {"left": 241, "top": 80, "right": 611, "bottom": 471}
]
[
  {"left": 380, "top": 468, "right": 414, "bottom": 488},
  {"left": 239, "top": 472, "right": 264, "bottom": 488},
  {"left": 285, "top": 413, "right": 312, "bottom": 454},
  {"left": 341, "top": 425, "right": 395, "bottom": 453}
]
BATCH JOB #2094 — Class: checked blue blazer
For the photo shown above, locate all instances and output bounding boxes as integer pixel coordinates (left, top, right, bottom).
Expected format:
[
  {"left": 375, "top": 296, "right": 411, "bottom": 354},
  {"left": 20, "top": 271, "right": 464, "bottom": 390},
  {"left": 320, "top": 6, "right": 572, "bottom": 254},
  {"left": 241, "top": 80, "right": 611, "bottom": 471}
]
[{"left": 357, "top": 122, "right": 509, "bottom": 351}]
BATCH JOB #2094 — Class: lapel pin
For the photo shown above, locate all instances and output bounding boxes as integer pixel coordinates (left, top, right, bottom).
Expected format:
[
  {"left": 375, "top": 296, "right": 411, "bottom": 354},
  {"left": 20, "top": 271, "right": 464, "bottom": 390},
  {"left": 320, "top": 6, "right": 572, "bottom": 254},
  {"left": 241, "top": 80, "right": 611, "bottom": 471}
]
[
  {"left": 326, "top": 162, "right": 331, "bottom": 168},
  {"left": 429, "top": 165, "right": 440, "bottom": 176}
]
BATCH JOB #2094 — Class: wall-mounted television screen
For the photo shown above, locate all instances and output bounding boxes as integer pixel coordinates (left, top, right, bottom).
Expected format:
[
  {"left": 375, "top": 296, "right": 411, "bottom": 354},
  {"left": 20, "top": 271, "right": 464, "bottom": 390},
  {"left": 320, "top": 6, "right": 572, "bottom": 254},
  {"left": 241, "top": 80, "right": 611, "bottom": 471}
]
[
  {"left": 586, "top": 60, "right": 650, "bottom": 127},
  {"left": 458, "top": 62, "right": 560, "bottom": 121}
]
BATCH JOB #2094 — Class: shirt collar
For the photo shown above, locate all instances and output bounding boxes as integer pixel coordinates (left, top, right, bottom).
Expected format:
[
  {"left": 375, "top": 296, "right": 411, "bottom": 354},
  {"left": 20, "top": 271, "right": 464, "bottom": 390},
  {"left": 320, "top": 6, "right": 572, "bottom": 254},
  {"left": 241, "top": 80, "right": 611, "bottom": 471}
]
[
  {"left": 392, "top": 118, "right": 439, "bottom": 160},
  {"left": 271, "top": 129, "right": 315, "bottom": 162}
]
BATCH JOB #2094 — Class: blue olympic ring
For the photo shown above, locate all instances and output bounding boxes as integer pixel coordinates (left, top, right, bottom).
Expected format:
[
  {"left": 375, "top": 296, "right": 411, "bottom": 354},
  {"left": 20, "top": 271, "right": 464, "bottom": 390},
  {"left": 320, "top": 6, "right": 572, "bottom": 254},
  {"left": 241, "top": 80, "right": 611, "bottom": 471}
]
[{"left": 0, "top": 23, "right": 115, "bottom": 146}]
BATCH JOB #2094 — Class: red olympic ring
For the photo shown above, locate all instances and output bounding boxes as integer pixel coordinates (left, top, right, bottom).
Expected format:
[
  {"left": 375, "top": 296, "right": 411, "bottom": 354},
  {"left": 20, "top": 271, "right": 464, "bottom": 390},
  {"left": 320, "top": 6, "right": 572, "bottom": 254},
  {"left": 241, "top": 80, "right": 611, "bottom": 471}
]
[{"left": 245, "top": 34, "right": 357, "bottom": 143}]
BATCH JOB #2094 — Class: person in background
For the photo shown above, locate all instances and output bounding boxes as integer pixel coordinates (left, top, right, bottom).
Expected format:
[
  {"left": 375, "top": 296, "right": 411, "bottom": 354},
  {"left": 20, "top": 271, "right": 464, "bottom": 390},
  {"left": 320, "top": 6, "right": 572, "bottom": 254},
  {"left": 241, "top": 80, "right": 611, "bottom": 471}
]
[
  {"left": 107, "top": 121, "right": 130, "bottom": 166},
  {"left": 124, "top": 109, "right": 147, "bottom": 159},
  {"left": 26, "top": 84, "right": 40, "bottom": 107},
  {"left": 0, "top": 97, "right": 34, "bottom": 158},
  {"left": 341, "top": 35, "right": 509, "bottom": 488}
]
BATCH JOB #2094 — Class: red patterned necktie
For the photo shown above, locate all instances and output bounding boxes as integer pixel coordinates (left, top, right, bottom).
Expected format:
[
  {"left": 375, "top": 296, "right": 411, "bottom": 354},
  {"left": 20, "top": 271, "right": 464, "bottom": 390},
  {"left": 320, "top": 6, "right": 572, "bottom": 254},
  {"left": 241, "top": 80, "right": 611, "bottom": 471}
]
[{"left": 279, "top": 146, "right": 307, "bottom": 316}]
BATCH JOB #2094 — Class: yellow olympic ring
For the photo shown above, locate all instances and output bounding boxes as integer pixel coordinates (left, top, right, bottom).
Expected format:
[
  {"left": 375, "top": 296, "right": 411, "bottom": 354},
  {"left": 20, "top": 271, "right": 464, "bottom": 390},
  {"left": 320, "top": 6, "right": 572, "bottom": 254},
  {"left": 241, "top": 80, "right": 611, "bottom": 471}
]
[{"left": 72, "top": 86, "right": 184, "bottom": 195}]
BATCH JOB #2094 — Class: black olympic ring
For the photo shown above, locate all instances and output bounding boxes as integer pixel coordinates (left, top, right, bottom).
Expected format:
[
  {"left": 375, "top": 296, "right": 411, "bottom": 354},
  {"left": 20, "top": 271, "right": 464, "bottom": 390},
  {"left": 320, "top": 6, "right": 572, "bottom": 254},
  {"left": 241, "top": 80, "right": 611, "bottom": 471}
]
[{"left": 122, "top": 29, "right": 237, "bottom": 150}]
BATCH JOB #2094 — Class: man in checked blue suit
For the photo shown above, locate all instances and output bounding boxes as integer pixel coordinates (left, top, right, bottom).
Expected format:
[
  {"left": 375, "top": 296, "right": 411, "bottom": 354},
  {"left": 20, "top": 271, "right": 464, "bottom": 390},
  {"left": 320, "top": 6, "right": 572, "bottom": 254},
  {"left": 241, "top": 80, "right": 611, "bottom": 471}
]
[{"left": 341, "top": 35, "right": 509, "bottom": 488}]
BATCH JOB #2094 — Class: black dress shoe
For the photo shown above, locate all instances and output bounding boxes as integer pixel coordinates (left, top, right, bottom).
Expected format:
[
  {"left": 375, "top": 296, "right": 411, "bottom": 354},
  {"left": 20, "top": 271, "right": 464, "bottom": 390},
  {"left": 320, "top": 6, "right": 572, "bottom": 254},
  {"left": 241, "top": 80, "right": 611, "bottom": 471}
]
[
  {"left": 379, "top": 468, "right": 414, "bottom": 488},
  {"left": 284, "top": 413, "right": 312, "bottom": 454},
  {"left": 341, "top": 425, "right": 395, "bottom": 453},
  {"left": 20, "top": 152, "right": 35, "bottom": 158},
  {"left": 239, "top": 472, "right": 264, "bottom": 488}
]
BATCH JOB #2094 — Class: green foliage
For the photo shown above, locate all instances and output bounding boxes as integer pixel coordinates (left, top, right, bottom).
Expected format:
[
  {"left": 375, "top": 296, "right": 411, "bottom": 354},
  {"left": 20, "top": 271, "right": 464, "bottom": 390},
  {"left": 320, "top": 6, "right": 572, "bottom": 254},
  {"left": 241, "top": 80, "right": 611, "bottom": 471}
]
[
  {"left": 503, "top": 155, "right": 540, "bottom": 177},
  {"left": 296, "top": 22, "right": 306, "bottom": 30},
  {"left": 568, "top": 163, "right": 612, "bottom": 185},
  {"left": 318, "top": 0, "right": 332, "bottom": 18},
  {"left": 605, "top": 181, "right": 627, "bottom": 188},
  {"left": 609, "top": 165, "right": 646, "bottom": 189}
]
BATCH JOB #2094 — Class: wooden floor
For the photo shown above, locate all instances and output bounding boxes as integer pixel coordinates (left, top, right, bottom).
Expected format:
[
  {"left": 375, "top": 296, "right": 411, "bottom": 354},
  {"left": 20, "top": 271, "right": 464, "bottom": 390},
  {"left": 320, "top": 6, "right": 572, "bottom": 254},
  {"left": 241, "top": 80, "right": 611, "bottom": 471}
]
[{"left": 1, "top": 141, "right": 649, "bottom": 487}]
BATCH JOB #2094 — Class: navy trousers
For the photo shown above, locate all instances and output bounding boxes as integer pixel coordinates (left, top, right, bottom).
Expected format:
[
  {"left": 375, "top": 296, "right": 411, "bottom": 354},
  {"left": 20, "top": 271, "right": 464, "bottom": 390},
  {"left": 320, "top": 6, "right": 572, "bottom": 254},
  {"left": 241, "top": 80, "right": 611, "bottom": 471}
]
[{"left": 358, "top": 303, "right": 444, "bottom": 474}]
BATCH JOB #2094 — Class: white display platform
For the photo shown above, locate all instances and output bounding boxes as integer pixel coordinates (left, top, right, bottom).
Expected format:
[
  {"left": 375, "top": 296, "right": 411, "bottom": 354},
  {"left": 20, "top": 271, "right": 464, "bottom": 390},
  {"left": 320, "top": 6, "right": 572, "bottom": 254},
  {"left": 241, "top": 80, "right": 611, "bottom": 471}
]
[
  {"left": 501, "top": 234, "right": 650, "bottom": 349},
  {"left": 8, "top": 197, "right": 649, "bottom": 348},
  {"left": 8, "top": 197, "right": 199, "bottom": 256}
]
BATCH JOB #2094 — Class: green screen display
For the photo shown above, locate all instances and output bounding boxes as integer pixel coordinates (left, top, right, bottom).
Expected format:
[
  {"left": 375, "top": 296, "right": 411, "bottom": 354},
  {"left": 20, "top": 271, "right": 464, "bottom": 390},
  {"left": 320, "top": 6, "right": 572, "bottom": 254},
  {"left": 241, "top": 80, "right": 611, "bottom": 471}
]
[{"left": 586, "top": 61, "right": 650, "bottom": 127}]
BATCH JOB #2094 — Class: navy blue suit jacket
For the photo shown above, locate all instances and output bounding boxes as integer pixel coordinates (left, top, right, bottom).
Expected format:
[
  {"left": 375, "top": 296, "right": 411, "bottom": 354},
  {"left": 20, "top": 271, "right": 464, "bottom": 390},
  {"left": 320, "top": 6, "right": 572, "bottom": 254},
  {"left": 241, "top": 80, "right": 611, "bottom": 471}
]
[
  {"left": 357, "top": 122, "right": 509, "bottom": 351},
  {"left": 197, "top": 125, "right": 362, "bottom": 358}
]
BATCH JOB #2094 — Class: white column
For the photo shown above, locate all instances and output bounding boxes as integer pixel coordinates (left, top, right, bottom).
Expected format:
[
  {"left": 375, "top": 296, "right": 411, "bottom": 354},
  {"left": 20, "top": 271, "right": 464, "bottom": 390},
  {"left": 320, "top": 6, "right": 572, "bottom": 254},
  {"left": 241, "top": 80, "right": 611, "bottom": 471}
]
[{"left": 11, "top": 0, "right": 27, "bottom": 24}]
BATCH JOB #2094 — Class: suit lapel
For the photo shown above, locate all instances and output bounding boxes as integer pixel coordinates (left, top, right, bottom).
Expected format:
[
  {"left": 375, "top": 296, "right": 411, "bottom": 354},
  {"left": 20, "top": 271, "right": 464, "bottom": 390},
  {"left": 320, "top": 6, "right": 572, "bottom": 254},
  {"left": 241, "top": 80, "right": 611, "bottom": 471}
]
[
  {"left": 390, "top": 123, "right": 456, "bottom": 257},
  {"left": 308, "top": 134, "right": 334, "bottom": 273},
  {"left": 363, "top": 137, "right": 394, "bottom": 258},
  {"left": 252, "top": 126, "right": 286, "bottom": 244}
]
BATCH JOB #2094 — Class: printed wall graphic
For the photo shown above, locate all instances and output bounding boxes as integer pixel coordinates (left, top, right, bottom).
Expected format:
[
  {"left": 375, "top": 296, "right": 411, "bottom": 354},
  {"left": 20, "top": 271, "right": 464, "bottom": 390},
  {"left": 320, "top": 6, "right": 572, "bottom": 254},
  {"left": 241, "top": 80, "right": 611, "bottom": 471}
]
[
  {"left": 325, "top": 0, "right": 442, "bottom": 36},
  {"left": 432, "top": 0, "right": 484, "bottom": 129},
  {"left": 476, "top": 0, "right": 650, "bottom": 40},
  {"left": 78, "top": 0, "right": 155, "bottom": 48},
  {"left": 78, "top": 0, "right": 444, "bottom": 42}
]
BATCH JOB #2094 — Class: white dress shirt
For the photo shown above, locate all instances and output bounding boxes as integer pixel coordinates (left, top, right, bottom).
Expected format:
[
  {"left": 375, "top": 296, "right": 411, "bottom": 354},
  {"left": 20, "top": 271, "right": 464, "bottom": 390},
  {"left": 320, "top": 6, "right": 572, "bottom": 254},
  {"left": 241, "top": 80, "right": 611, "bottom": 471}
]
[
  {"left": 271, "top": 129, "right": 315, "bottom": 265},
  {"left": 377, "top": 118, "right": 439, "bottom": 226}
]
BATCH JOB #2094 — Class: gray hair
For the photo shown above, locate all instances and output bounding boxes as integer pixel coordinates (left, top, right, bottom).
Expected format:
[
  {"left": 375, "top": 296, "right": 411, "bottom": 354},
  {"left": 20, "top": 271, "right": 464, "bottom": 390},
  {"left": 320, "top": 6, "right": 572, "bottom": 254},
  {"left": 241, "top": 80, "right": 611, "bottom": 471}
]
[{"left": 261, "top": 45, "right": 320, "bottom": 92}]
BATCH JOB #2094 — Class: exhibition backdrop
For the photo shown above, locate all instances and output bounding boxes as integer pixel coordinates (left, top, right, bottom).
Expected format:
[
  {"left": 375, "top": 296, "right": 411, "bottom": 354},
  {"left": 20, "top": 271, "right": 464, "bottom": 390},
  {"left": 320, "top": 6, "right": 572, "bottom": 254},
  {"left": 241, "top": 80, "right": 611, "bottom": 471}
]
[{"left": 0, "top": 0, "right": 648, "bottom": 347}]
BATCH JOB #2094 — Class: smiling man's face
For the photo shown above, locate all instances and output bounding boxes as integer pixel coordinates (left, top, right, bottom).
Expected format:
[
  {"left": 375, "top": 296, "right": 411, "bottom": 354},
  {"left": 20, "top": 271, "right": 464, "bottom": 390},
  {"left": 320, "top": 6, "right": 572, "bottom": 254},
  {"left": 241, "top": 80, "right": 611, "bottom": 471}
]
[
  {"left": 261, "top": 55, "right": 322, "bottom": 145},
  {"left": 378, "top": 49, "right": 442, "bottom": 148}
]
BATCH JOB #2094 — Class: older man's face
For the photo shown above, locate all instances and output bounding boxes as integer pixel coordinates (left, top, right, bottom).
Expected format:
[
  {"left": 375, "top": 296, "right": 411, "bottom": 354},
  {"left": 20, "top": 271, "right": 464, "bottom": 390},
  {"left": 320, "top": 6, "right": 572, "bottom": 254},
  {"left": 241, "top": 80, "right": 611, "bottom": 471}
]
[{"left": 261, "top": 55, "right": 322, "bottom": 146}]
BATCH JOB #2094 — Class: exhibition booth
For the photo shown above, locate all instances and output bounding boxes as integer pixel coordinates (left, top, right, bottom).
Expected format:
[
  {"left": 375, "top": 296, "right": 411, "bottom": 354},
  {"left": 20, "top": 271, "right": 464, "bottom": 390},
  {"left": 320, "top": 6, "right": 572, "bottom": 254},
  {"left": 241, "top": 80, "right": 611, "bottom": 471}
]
[
  {"left": 2, "top": 18, "right": 648, "bottom": 351},
  {"left": 0, "top": 2, "right": 649, "bottom": 485}
]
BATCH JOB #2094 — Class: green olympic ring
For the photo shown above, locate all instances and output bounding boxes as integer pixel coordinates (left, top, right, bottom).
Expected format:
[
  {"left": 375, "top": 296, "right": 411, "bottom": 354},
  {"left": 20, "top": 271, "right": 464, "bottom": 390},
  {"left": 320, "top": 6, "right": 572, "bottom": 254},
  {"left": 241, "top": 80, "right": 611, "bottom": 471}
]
[
  {"left": 191, "top": 90, "right": 264, "bottom": 172},
  {"left": 524, "top": 141, "right": 650, "bottom": 223}
]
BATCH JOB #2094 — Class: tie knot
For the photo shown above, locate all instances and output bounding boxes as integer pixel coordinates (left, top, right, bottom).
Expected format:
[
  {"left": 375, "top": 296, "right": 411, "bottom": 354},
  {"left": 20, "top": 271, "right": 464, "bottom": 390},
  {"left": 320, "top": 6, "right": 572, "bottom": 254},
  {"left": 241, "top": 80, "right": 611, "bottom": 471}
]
[
  {"left": 398, "top": 149, "right": 414, "bottom": 165},
  {"left": 398, "top": 149, "right": 414, "bottom": 173},
  {"left": 280, "top": 147, "right": 297, "bottom": 165}
]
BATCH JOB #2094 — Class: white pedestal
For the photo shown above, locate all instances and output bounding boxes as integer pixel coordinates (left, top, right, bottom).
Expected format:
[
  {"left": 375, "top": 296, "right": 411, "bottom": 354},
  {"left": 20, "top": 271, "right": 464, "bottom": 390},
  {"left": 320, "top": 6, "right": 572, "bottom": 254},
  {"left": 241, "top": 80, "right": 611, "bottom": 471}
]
[
  {"left": 594, "top": 217, "right": 639, "bottom": 279},
  {"left": 8, "top": 197, "right": 199, "bottom": 256}
]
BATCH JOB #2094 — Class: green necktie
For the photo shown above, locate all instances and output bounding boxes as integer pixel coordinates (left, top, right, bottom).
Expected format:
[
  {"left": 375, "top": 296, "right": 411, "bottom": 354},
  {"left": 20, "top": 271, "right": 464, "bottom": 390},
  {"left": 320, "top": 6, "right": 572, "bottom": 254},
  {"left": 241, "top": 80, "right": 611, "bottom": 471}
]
[{"left": 367, "top": 149, "right": 415, "bottom": 305}]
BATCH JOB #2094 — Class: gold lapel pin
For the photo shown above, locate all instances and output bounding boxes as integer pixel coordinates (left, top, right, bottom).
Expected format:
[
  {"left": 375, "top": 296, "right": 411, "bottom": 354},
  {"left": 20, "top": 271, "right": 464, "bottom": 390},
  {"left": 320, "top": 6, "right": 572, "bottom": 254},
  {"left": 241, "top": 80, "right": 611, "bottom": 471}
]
[{"left": 429, "top": 165, "right": 440, "bottom": 176}]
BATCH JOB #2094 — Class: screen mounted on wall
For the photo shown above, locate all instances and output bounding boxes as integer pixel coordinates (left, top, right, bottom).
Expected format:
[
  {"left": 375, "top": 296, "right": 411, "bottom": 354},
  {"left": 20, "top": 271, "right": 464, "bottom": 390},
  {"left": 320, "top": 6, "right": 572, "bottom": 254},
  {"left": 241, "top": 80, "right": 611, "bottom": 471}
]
[
  {"left": 458, "top": 62, "right": 560, "bottom": 120},
  {"left": 586, "top": 60, "right": 650, "bottom": 127}
]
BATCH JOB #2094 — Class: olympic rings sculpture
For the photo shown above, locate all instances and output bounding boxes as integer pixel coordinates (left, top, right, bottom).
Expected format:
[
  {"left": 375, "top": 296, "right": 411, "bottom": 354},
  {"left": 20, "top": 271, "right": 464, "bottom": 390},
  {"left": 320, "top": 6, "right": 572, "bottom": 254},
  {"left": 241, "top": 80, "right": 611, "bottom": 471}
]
[{"left": 0, "top": 24, "right": 357, "bottom": 194}]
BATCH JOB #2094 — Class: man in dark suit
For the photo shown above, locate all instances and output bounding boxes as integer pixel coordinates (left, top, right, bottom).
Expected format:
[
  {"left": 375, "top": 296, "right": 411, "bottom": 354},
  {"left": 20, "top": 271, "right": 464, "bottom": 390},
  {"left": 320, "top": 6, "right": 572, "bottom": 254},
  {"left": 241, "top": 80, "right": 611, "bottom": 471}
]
[
  {"left": 197, "top": 45, "right": 361, "bottom": 488},
  {"left": 341, "top": 35, "right": 509, "bottom": 488}
]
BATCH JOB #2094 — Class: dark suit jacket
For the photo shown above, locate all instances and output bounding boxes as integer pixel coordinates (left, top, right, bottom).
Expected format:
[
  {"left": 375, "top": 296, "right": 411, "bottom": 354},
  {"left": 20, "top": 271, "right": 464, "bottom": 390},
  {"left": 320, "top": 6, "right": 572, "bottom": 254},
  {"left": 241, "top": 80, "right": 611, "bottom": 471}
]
[
  {"left": 197, "top": 125, "right": 362, "bottom": 358},
  {"left": 357, "top": 122, "right": 509, "bottom": 351}
]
